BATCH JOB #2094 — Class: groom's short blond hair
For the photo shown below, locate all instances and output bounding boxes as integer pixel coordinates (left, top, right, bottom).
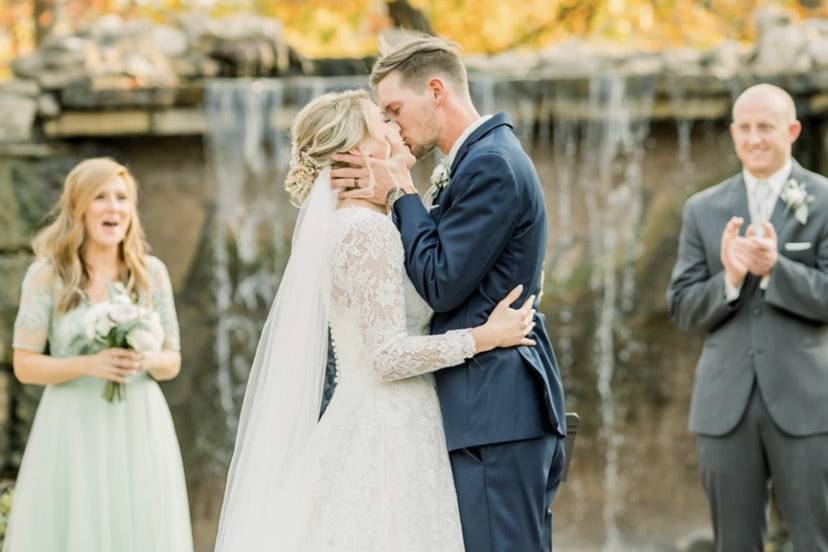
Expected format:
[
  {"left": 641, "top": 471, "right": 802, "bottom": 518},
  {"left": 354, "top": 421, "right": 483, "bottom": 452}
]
[{"left": 369, "top": 34, "right": 468, "bottom": 92}]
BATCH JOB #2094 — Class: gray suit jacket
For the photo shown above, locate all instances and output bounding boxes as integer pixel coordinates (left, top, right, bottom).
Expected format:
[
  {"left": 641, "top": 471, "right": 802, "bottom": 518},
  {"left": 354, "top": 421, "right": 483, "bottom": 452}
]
[{"left": 668, "top": 160, "right": 828, "bottom": 436}]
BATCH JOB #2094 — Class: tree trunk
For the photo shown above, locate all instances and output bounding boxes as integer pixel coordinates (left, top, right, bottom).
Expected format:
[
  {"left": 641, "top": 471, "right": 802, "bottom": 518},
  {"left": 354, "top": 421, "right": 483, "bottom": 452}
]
[
  {"left": 33, "top": 0, "right": 56, "bottom": 45},
  {"left": 386, "top": 0, "right": 434, "bottom": 35}
]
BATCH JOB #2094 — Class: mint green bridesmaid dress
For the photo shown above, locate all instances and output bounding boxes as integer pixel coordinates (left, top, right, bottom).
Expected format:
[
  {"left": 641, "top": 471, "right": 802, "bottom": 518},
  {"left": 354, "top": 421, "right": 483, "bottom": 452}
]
[{"left": 3, "top": 257, "right": 193, "bottom": 552}]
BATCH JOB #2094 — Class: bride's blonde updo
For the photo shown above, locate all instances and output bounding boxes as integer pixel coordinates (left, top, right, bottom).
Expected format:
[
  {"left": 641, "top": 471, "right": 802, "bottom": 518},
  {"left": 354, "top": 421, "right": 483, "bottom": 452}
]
[{"left": 285, "top": 89, "right": 372, "bottom": 206}]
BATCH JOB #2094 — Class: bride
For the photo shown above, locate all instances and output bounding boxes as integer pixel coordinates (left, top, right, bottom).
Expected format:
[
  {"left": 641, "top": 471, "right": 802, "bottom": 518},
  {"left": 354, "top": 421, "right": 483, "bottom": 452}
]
[{"left": 214, "top": 89, "right": 537, "bottom": 551}]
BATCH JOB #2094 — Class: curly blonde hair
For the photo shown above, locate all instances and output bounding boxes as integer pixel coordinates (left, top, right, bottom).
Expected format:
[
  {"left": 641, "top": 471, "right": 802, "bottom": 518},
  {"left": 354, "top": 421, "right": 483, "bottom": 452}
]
[
  {"left": 284, "top": 89, "right": 372, "bottom": 206},
  {"left": 32, "top": 157, "right": 151, "bottom": 312}
]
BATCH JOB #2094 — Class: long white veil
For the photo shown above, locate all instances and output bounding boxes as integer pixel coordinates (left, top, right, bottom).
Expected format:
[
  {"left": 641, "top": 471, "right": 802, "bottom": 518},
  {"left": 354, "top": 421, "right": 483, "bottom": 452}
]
[{"left": 215, "top": 168, "right": 337, "bottom": 550}]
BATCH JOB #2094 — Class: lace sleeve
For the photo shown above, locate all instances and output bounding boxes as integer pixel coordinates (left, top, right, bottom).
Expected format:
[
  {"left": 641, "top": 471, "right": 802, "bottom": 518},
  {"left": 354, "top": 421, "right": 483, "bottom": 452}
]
[
  {"left": 333, "top": 211, "right": 476, "bottom": 381},
  {"left": 147, "top": 256, "right": 181, "bottom": 352},
  {"left": 12, "top": 260, "right": 55, "bottom": 353}
]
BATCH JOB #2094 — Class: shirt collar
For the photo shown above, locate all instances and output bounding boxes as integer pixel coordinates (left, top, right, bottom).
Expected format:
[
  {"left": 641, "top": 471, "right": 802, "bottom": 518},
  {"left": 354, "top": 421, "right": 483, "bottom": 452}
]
[
  {"left": 742, "top": 159, "right": 793, "bottom": 197},
  {"left": 442, "top": 115, "right": 493, "bottom": 170}
]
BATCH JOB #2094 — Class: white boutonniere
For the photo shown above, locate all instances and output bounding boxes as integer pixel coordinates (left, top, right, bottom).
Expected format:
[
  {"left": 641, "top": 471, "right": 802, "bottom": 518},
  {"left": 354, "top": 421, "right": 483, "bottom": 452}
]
[
  {"left": 429, "top": 161, "right": 451, "bottom": 201},
  {"left": 780, "top": 178, "right": 815, "bottom": 225}
]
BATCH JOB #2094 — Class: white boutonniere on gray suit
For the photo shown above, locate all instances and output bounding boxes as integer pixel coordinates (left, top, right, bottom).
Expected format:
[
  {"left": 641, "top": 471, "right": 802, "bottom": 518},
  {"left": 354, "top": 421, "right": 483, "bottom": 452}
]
[{"left": 780, "top": 178, "right": 815, "bottom": 225}]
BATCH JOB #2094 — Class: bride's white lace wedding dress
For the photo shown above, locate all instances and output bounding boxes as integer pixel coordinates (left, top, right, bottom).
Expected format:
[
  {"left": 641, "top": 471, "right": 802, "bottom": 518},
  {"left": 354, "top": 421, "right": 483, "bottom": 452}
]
[{"left": 264, "top": 206, "right": 473, "bottom": 551}]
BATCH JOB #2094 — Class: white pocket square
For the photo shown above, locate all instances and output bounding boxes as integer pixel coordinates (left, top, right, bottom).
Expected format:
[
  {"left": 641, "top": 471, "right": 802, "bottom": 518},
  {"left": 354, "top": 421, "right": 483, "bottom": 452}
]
[{"left": 784, "top": 241, "right": 812, "bottom": 251}]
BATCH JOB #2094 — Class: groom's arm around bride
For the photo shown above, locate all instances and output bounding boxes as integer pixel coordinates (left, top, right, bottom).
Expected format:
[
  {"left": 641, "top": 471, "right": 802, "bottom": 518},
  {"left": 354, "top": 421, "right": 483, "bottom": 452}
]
[{"left": 333, "top": 35, "right": 567, "bottom": 552}]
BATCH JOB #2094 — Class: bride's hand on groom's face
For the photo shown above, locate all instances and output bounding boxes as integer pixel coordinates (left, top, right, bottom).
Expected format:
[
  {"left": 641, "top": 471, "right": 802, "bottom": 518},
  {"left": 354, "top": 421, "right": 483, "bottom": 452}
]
[
  {"left": 330, "top": 154, "right": 381, "bottom": 204},
  {"left": 385, "top": 135, "right": 417, "bottom": 170},
  {"left": 331, "top": 143, "right": 416, "bottom": 204}
]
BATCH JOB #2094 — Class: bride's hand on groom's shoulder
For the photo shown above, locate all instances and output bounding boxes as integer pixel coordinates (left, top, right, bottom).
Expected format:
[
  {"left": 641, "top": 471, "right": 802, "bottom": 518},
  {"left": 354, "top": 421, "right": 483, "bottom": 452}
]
[{"left": 471, "top": 285, "right": 537, "bottom": 354}]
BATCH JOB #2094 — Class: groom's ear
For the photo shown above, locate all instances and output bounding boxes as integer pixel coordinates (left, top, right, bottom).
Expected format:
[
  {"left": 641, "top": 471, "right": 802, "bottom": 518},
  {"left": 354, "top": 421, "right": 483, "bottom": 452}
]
[{"left": 428, "top": 78, "right": 447, "bottom": 102}]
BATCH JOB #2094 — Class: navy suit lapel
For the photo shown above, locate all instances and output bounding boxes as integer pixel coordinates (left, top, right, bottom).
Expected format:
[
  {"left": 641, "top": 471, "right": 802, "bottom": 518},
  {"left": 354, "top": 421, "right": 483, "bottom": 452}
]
[
  {"left": 430, "top": 186, "right": 447, "bottom": 211},
  {"left": 449, "top": 112, "right": 514, "bottom": 176},
  {"left": 433, "top": 113, "right": 514, "bottom": 209}
]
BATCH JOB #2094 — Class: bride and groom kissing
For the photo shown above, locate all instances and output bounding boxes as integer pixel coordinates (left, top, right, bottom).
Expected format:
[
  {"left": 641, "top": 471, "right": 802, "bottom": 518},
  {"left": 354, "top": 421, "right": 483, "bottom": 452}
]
[{"left": 214, "top": 34, "right": 567, "bottom": 552}]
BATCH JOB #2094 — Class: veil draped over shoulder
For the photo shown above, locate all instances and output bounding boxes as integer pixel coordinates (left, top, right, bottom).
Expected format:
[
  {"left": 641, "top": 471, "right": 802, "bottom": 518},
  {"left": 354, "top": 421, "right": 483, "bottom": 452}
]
[{"left": 214, "top": 168, "right": 337, "bottom": 550}]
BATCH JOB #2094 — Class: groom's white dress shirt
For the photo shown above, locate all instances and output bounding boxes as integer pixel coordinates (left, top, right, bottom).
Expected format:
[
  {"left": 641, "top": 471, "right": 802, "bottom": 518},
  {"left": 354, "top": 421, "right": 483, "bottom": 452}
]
[{"left": 445, "top": 115, "right": 493, "bottom": 168}]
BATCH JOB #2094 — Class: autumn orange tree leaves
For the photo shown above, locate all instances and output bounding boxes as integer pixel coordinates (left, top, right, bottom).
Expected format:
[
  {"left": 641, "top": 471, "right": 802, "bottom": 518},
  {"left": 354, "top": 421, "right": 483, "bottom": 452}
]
[{"left": 1, "top": 0, "right": 827, "bottom": 76}]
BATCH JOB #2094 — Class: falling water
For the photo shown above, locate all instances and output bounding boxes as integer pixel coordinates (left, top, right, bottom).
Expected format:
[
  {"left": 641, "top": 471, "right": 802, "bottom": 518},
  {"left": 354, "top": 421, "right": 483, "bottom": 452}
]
[
  {"left": 666, "top": 78, "right": 696, "bottom": 172},
  {"left": 551, "top": 87, "right": 578, "bottom": 258},
  {"left": 203, "top": 76, "right": 369, "bottom": 466},
  {"left": 469, "top": 75, "right": 497, "bottom": 118},
  {"left": 578, "top": 73, "right": 655, "bottom": 551},
  {"left": 470, "top": 76, "right": 536, "bottom": 146},
  {"left": 204, "top": 79, "right": 294, "bottom": 465}
]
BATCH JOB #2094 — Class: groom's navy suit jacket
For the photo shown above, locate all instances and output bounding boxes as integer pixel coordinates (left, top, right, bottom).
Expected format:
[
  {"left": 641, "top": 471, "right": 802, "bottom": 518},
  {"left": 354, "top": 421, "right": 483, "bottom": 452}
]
[{"left": 393, "top": 113, "right": 566, "bottom": 451}]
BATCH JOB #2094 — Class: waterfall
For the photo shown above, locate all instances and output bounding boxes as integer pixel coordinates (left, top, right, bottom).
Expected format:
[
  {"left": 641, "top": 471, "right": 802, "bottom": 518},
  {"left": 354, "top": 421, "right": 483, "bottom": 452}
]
[
  {"left": 203, "top": 76, "right": 369, "bottom": 468},
  {"left": 666, "top": 78, "right": 696, "bottom": 173},
  {"left": 552, "top": 87, "right": 578, "bottom": 258},
  {"left": 578, "top": 73, "right": 655, "bottom": 550},
  {"left": 204, "top": 79, "right": 294, "bottom": 466}
]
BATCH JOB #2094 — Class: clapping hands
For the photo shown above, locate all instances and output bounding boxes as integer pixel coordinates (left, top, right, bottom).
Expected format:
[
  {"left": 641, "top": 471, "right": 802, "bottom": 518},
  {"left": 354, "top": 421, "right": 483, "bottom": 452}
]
[{"left": 720, "top": 217, "right": 779, "bottom": 287}]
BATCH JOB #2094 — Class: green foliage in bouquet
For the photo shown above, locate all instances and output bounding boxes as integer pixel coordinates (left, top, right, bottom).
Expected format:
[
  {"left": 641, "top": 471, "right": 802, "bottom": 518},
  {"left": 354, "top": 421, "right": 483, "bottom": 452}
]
[{"left": 71, "top": 283, "right": 164, "bottom": 403}]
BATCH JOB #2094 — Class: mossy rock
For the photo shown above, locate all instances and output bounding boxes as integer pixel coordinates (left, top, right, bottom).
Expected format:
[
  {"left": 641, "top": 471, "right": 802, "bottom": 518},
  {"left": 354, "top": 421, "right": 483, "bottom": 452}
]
[
  {"left": 0, "top": 480, "right": 14, "bottom": 546},
  {"left": 0, "top": 253, "right": 35, "bottom": 365}
]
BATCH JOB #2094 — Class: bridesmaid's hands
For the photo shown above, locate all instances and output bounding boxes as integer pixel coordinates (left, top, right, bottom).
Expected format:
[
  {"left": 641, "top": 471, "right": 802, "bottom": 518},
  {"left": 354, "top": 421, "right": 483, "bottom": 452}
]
[
  {"left": 85, "top": 348, "right": 142, "bottom": 383},
  {"left": 472, "top": 285, "right": 537, "bottom": 354}
]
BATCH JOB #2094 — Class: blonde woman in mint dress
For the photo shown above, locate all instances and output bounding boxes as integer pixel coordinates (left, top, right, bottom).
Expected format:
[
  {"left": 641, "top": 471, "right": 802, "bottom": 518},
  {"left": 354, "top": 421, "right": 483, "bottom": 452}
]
[{"left": 4, "top": 158, "right": 193, "bottom": 552}]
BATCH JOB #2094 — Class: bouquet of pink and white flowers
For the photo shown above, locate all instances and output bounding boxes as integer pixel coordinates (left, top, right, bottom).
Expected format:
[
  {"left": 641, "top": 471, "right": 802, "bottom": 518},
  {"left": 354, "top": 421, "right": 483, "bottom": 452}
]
[{"left": 79, "top": 283, "right": 164, "bottom": 402}]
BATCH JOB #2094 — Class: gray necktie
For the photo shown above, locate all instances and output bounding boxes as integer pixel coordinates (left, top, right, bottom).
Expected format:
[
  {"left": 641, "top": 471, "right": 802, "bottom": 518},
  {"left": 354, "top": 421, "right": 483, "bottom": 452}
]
[{"left": 752, "top": 180, "right": 772, "bottom": 236}]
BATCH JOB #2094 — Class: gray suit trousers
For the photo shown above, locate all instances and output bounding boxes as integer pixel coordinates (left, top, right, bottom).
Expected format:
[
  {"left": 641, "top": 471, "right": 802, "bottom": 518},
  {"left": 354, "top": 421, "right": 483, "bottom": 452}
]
[{"left": 698, "top": 384, "right": 828, "bottom": 551}]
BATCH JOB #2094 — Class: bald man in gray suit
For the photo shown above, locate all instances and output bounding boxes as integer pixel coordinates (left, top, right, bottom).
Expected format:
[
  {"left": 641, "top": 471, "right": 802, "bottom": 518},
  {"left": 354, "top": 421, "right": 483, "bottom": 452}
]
[{"left": 668, "top": 84, "right": 828, "bottom": 551}]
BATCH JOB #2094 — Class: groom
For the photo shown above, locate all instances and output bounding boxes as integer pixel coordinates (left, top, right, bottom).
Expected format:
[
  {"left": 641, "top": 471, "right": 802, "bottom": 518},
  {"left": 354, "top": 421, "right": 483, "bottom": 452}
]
[{"left": 332, "top": 35, "right": 566, "bottom": 551}]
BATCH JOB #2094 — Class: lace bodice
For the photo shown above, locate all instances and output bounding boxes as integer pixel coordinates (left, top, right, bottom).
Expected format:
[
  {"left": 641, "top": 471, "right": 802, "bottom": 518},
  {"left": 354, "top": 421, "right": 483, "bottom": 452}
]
[
  {"left": 329, "top": 208, "right": 475, "bottom": 384},
  {"left": 13, "top": 256, "right": 181, "bottom": 357}
]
